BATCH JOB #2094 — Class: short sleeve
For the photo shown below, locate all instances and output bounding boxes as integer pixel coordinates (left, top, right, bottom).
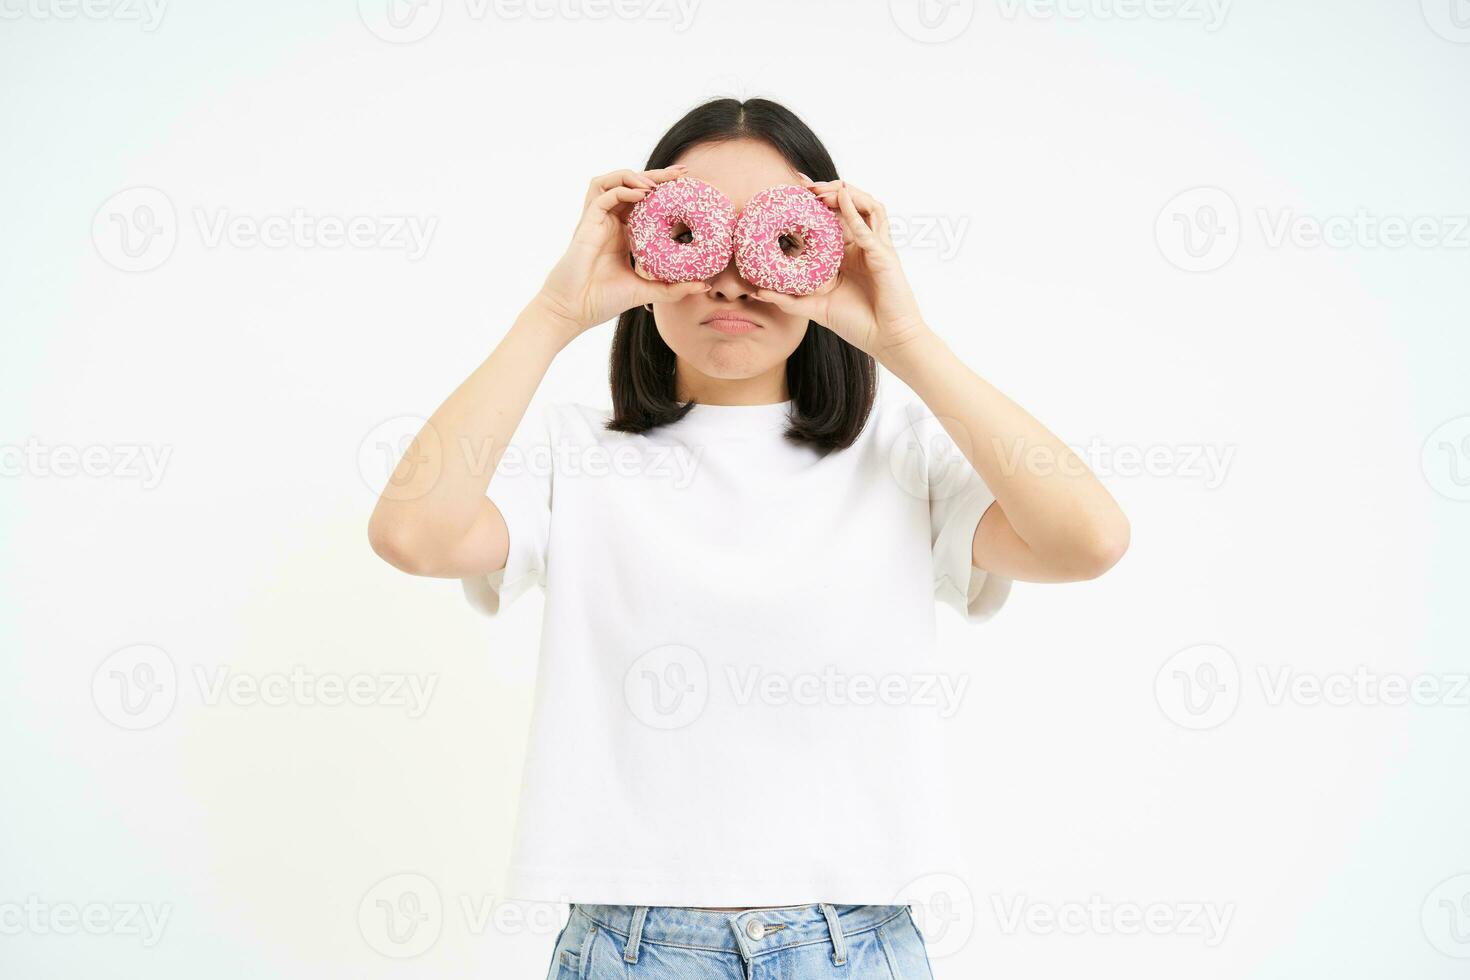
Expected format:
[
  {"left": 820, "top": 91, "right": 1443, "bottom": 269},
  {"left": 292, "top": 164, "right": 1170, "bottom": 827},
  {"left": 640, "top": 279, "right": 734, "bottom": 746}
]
[
  {"left": 898, "top": 401, "right": 1012, "bottom": 622},
  {"left": 461, "top": 406, "right": 554, "bottom": 616}
]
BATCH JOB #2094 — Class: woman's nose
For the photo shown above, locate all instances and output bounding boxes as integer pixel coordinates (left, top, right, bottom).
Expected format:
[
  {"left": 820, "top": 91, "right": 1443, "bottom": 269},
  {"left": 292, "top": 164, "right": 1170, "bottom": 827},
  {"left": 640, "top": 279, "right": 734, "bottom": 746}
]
[{"left": 706, "top": 260, "right": 754, "bottom": 302}]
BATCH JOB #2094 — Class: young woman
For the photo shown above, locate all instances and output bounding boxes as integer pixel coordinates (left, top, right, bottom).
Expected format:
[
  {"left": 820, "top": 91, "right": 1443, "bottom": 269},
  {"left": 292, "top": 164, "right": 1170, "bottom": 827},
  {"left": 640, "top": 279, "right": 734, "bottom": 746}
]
[{"left": 369, "top": 98, "right": 1129, "bottom": 979}]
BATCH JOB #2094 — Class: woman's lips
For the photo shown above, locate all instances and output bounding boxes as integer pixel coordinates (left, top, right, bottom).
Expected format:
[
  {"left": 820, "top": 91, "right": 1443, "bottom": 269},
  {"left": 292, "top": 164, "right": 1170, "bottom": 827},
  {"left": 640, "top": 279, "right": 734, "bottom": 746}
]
[{"left": 701, "top": 313, "right": 762, "bottom": 335}]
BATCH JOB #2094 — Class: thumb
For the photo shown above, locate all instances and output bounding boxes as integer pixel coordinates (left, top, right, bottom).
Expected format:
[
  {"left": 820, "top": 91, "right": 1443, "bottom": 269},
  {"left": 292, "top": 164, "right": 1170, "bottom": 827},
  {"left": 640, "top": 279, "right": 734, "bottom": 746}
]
[
  {"left": 641, "top": 280, "right": 712, "bottom": 304},
  {"left": 750, "top": 288, "right": 821, "bottom": 318}
]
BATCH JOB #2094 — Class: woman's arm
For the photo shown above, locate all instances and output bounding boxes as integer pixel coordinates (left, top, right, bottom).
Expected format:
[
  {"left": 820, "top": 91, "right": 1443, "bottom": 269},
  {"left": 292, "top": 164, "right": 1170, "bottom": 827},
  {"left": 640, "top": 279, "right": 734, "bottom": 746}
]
[
  {"left": 880, "top": 330, "right": 1130, "bottom": 583},
  {"left": 751, "top": 177, "right": 1129, "bottom": 584},
  {"left": 368, "top": 166, "right": 708, "bottom": 577},
  {"left": 367, "top": 302, "right": 569, "bottom": 578}
]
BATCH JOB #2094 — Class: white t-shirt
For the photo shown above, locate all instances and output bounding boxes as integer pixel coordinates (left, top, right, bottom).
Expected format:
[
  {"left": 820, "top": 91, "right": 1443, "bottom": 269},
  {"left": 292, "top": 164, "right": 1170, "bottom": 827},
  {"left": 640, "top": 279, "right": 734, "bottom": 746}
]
[{"left": 462, "top": 383, "right": 1010, "bottom": 906}]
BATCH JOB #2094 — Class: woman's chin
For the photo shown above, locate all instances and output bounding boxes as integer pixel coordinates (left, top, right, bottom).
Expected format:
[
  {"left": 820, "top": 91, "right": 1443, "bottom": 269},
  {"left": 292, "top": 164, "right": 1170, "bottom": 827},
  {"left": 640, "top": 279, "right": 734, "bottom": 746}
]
[{"left": 690, "top": 344, "right": 782, "bottom": 381}]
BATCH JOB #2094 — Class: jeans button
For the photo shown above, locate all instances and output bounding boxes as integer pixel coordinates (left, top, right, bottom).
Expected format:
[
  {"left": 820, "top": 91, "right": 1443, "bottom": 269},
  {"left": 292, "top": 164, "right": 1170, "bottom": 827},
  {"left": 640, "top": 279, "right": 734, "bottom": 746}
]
[{"left": 745, "top": 919, "right": 766, "bottom": 941}]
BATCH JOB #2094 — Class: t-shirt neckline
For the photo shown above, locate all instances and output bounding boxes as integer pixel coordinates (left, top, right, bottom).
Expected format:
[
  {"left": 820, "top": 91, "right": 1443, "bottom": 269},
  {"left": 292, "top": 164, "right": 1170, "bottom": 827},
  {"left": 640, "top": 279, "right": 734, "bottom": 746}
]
[{"left": 680, "top": 400, "right": 794, "bottom": 429}]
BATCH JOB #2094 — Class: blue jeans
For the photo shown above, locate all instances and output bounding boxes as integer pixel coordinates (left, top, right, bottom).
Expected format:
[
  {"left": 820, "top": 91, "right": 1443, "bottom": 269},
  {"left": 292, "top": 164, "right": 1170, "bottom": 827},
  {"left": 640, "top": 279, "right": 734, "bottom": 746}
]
[{"left": 546, "top": 903, "right": 935, "bottom": 979}]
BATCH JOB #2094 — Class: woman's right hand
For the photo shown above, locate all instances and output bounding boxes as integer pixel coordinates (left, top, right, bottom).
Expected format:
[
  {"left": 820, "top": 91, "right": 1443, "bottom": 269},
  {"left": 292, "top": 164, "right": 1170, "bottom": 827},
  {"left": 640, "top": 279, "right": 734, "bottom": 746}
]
[{"left": 535, "top": 166, "right": 711, "bottom": 338}]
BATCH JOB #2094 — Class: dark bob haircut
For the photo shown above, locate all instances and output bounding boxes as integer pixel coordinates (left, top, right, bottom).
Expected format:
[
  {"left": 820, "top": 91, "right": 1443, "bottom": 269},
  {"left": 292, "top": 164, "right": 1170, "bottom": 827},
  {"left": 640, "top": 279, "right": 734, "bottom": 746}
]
[{"left": 607, "top": 98, "right": 876, "bottom": 452}]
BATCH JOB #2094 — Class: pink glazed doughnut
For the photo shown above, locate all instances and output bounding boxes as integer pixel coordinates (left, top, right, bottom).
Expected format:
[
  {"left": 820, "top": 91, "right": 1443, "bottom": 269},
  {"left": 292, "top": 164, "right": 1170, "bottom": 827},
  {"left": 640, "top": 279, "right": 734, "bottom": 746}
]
[
  {"left": 626, "top": 177, "right": 736, "bottom": 283},
  {"left": 733, "top": 184, "right": 844, "bottom": 295}
]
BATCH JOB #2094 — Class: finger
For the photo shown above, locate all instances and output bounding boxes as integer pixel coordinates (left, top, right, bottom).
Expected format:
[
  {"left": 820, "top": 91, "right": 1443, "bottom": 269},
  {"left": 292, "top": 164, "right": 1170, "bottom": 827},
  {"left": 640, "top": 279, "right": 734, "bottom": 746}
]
[
  {"left": 837, "top": 184, "right": 889, "bottom": 240},
  {"left": 818, "top": 181, "right": 874, "bottom": 213},
  {"left": 596, "top": 169, "right": 656, "bottom": 190},
  {"left": 641, "top": 280, "right": 711, "bottom": 304},
  {"left": 836, "top": 187, "right": 880, "bottom": 249},
  {"left": 645, "top": 164, "right": 689, "bottom": 183},
  {"left": 751, "top": 287, "right": 823, "bottom": 318},
  {"left": 585, "top": 169, "right": 658, "bottom": 207},
  {"left": 586, "top": 184, "right": 651, "bottom": 219},
  {"left": 807, "top": 178, "right": 844, "bottom": 191},
  {"left": 807, "top": 188, "right": 858, "bottom": 247},
  {"left": 586, "top": 166, "right": 691, "bottom": 208}
]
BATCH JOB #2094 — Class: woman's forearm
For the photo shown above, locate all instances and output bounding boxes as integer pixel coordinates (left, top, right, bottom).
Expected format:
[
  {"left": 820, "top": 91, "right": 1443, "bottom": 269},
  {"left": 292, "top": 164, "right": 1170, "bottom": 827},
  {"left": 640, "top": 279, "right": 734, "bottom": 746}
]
[
  {"left": 879, "top": 326, "right": 1130, "bottom": 581},
  {"left": 367, "top": 295, "right": 573, "bottom": 575}
]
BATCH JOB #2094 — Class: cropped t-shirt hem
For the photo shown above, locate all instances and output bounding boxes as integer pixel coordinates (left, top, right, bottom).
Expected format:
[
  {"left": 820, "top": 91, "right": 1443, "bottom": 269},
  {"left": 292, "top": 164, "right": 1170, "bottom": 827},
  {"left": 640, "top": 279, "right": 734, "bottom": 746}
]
[{"left": 503, "top": 866, "right": 955, "bottom": 907}]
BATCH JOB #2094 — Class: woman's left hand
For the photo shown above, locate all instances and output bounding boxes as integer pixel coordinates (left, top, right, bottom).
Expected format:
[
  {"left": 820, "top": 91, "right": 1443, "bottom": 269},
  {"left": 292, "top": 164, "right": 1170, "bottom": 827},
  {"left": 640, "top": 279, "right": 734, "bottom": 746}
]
[{"left": 750, "top": 177, "right": 930, "bottom": 360}]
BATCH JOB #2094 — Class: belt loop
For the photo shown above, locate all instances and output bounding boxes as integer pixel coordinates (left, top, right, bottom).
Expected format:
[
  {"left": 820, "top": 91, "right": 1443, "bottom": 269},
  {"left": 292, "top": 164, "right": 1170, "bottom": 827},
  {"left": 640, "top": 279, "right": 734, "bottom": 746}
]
[
  {"left": 820, "top": 903, "right": 848, "bottom": 966},
  {"left": 623, "top": 906, "right": 649, "bottom": 963}
]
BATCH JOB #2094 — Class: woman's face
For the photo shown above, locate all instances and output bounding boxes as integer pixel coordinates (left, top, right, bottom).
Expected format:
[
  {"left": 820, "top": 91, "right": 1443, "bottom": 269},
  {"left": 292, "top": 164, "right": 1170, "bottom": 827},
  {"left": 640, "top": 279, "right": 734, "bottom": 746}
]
[{"left": 645, "top": 138, "right": 811, "bottom": 396}]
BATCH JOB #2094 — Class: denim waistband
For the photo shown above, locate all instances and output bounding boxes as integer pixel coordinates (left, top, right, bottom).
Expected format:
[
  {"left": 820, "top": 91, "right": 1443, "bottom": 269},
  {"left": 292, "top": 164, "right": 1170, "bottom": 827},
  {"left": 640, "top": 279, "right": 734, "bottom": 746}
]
[{"left": 571, "top": 902, "right": 910, "bottom": 964}]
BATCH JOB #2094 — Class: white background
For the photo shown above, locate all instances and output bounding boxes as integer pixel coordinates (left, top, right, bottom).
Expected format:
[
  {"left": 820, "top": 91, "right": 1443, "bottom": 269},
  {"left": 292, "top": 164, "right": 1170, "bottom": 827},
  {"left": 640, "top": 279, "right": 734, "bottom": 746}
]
[{"left": 3, "top": 0, "right": 1469, "bottom": 977}]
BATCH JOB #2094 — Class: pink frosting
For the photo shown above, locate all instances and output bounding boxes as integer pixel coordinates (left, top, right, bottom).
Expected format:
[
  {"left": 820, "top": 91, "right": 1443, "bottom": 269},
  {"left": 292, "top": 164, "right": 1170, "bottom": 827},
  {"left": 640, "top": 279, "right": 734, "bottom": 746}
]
[
  {"left": 733, "top": 184, "right": 844, "bottom": 296},
  {"left": 626, "top": 177, "right": 736, "bottom": 283}
]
